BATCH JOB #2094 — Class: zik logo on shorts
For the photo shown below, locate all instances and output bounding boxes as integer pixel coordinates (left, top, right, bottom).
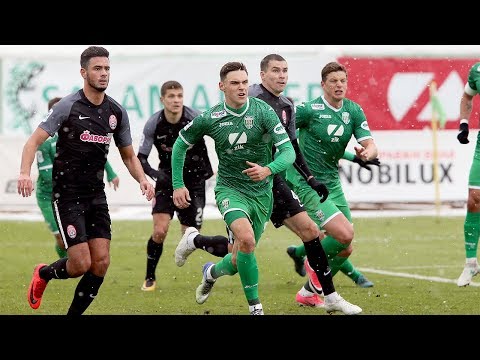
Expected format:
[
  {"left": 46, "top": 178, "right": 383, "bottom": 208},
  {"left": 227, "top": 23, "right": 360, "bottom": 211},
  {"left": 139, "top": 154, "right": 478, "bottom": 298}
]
[{"left": 79, "top": 115, "right": 90, "bottom": 120}]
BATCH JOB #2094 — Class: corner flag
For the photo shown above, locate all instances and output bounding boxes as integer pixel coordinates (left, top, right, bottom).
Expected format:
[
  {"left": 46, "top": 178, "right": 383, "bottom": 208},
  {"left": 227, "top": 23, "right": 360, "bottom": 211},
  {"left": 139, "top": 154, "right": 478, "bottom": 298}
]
[{"left": 430, "top": 81, "right": 447, "bottom": 128}]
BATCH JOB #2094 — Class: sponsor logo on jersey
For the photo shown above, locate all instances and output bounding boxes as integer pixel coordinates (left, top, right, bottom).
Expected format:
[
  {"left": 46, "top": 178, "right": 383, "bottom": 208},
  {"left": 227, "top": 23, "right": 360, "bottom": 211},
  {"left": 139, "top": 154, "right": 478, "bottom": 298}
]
[
  {"left": 67, "top": 225, "right": 77, "bottom": 239},
  {"left": 342, "top": 112, "right": 350, "bottom": 124},
  {"left": 361, "top": 121, "right": 370, "bottom": 130},
  {"left": 273, "top": 123, "right": 287, "bottom": 135},
  {"left": 109, "top": 115, "right": 117, "bottom": 130},
  {"left": 311, "top": 104, "right": 325, "bottom": 110},
  {"left": 183, "top": 121, "right": 194, "bottom": 131},
  {"left": 211, "top": 110, "right": 227, "bottom": 119},
  {"left": 219, "top": 121, "right": 233, "bottom": 127},
  {"left": 244, "top": 116, "right": 254, "bottom": 129},
  {"left": 327, "top": 124, "right": 344, "bottom": 137},
  {"left": 80, "top": 130, "right": 113, "bottom": 144},
  {"left": 318, "top": 114, "right": 332, "bottom": 119},
  {"left": 228, "top": 132, "right": 247, "bottom": 145}
]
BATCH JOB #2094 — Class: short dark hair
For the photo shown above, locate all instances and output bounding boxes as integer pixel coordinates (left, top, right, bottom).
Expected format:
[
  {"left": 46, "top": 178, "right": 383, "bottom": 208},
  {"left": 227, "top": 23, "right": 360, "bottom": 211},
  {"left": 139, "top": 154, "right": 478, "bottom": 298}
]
[
  {"left": 161, "top": 80, "right": 183, "bottom": 97},
  {"left": 48, "top": 97, "right": 62, "bottom": 110},
  {"left": 220, "top": 62, "right": 248, "bottom": 81},
  {"left": 80, "top": 46, "right": 109, "bottom": 69},
  {"left": 321, "top": 62, "right": 347, "bottom": 82},
  {"left": 260, "top": 54, "right": 286, "bottom": 72}
]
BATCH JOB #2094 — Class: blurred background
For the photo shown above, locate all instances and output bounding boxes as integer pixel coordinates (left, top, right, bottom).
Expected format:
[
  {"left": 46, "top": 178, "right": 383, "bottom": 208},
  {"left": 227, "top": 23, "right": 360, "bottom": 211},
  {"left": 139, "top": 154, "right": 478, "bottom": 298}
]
[{"left": 2, "top": 45, "right": 478, "bottom": 219}]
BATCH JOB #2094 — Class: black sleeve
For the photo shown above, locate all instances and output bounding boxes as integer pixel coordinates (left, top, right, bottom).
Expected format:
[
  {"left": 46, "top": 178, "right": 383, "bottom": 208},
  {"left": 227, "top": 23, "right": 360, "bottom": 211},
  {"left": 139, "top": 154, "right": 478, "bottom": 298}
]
[
  {"left": 137, "top": 153, "right": 159, "bottom": 181},
  {"left": 291, "top": 138, "right": 313, "bottom": 181}
]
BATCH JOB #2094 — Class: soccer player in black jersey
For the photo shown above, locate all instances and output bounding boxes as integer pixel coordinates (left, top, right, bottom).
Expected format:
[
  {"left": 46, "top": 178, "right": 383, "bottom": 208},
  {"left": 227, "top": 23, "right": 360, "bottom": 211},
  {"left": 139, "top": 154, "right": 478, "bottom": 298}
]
[
  {"left": 18, "top": 46, "right": 154, "bottom": 315},
  {"left": 136, "top": 80, "right": 227, "bottom": 292}
]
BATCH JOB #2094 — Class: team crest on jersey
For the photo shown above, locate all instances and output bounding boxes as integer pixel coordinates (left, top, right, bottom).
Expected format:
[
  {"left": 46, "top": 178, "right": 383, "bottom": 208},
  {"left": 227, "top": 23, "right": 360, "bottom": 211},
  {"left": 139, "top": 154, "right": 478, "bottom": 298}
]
[
  {"left": 244, "top": 116, "right": 254, "bottom": 129},
  {"left": 341, "top": 112, "right": 350, "bottom": 124},
  {"left": 212, "top": 110, "right": 227, "bottom": 119},
  {"left": 221, "top": 198, "right": 230, "bottom": 210},
  {"left": 67, "top": 225, "right": 77, "bottom": 239},
  {"left": 281, "top": 110, "right": 287, "bottom": 124},
  {"left": 311, "top": 104, "right": 325, "bottom": 110},
  {"left": 109, "top": 115, "right": 117, "bottom": 130}
]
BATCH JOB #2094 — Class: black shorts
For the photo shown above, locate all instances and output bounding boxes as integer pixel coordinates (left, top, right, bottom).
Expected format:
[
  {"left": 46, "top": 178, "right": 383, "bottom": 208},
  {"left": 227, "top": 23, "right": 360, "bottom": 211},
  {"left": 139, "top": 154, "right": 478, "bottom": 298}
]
[
  {"left": 152, "top": 181, "right": 206, "bottom": 228},
  {"left": 270, "top": 174, "right": 304, "bottom": 228},
  {"left": 53, "top": 194, "right": 111, "bottom": 249}
]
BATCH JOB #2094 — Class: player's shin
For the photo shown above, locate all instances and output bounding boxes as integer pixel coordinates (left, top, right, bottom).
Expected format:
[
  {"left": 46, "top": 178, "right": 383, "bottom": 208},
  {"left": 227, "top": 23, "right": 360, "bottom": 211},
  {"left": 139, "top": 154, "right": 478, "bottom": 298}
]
[{"left": 304, "top": 238, "right": 335, "bottom": 295}]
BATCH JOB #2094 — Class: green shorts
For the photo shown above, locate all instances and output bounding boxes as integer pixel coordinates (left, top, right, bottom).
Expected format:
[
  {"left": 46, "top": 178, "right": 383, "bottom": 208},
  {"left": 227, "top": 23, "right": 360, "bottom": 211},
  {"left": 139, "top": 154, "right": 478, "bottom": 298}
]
[
  {"left": 468, "top": 141, "right": 480, "bottom": 188},
  {"left": 215, "top": 185, "right": 273, "bottom": 243},
  {"left": 36, "top": 191, "right": 59, "bottom": 234},
  {"left": 294, "top": 185, "right": 342, "bottom": 228},
  {"left": 285, "top": 166, "right": 342, "bottom": 228}
]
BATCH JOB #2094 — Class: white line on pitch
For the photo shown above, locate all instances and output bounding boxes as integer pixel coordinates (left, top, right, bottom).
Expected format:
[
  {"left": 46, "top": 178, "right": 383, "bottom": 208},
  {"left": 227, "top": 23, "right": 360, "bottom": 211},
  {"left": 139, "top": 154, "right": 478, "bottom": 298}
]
[{"left": 357, "top": 267, "right": 480, "bottom": 287}]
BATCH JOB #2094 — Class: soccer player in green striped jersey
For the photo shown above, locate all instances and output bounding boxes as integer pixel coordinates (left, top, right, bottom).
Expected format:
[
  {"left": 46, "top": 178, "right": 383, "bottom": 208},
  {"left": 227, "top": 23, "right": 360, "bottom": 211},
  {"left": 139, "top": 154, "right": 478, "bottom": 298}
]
[
  {"left": 35, "top": 97, "right": 120, "bottom": 259},
  {"left": 284, "top": 61, "right": 378, "bottom": 295},
  {"left": 172, "top": 61, "right": 295, "bottom": 315},
  {"left": 456, "top": 62, "right": 480, "bottom": 286}
]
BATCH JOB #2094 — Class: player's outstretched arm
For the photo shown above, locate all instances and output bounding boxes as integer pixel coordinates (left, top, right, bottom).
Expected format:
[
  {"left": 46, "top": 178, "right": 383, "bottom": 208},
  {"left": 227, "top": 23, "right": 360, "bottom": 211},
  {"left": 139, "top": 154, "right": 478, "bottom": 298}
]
[{"left": 343, "top": 150, "right": 381, "bottom": 171}]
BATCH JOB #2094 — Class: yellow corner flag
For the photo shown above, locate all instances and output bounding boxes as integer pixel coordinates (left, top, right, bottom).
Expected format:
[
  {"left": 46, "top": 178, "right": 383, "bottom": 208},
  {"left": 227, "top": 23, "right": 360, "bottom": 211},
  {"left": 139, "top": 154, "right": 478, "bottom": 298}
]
[{"left": 430, "top": 81, "right": 447, "bottom": 128}]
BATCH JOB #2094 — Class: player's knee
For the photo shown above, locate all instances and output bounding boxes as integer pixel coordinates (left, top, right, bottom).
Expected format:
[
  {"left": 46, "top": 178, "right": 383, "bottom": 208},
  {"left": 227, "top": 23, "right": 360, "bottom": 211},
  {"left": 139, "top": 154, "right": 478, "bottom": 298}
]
[
  {"left": 152, "top": 227, "right": 168, "bottom": 242},
  {"left": 467, "top": 189, "right": 480, "bottom": 211},
  {"left": 335, "top": 226, "right": 354, "bottom": 245},
  {"left": 68, "top": 257, "right": 92, "bottom": 277},
  {"left": 299, "top": 221, "right": 321, "bottom": 241},
  {"left": 236, "top": 235, "right": 256, "bottom": 253}
]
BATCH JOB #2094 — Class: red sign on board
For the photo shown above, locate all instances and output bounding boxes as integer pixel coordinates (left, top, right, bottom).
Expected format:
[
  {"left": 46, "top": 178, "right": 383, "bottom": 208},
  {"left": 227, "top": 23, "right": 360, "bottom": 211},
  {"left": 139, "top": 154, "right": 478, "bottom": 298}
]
[{"left": 337, "top": 57, "right": 480, "bottom": 130}]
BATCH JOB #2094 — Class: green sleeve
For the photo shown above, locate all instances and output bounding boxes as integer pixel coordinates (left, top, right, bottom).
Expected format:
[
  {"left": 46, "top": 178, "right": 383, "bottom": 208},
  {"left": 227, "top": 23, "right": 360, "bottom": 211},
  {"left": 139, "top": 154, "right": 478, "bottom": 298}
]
[
  {"left": 267, "top": 140, "right": 295, "bottom": 175},
  {"left": 342, "top": 150, "right": 355, "bottom": 162},
  {"left": 104, "top": 160, "right": 117, "bottom": 182},
  {"left": 171, "top": 138, "right": 190, "bottom": 189}
]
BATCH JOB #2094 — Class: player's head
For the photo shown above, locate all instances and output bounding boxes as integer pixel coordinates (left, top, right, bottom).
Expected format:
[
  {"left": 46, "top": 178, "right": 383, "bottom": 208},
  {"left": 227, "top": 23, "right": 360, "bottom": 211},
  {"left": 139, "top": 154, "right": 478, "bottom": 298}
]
[
  {"left": 80, "top": 46, "right": 110, "bottom": 92},
  {"left": 160, "top": 80, "right": 184, "bottom": 115},
  {"left": 260, "top": 54, "right": 288, "bottom": 96},
  {"left": 48, "top": 97, "right": 62, "bottom": 110},
  {"left": 219, "top": 62, "right": 248, "bottom": 109},
  {"left": 321, "top": 61, "right": 348, "bottom": 102}
]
